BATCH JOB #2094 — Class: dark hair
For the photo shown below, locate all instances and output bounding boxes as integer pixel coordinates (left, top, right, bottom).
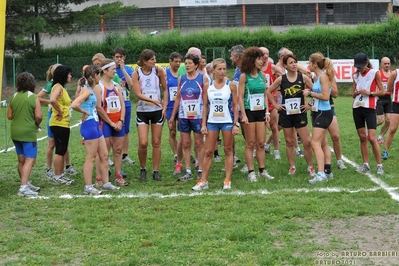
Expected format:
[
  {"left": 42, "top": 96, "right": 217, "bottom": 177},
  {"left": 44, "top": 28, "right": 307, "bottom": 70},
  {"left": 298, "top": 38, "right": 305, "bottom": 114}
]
[
  {"left": 137, "top": 49, "right": 156, "bottom": 67},
  {"left": 81, "top": 65, "right": 102, "bottom": 87},
  {"left": 240, "top": 47, "right": 263, "bottom": 73},
  {"left": 283, "top": 54, "right": 298, "bottom": 65},
  {"left": 16, "top": 72, "right": 36, "bottom": 93},
  {"left": 169, "top": 52, "right": 182, "bottom": 61},
  {"left": 113, "top": 47, "right": 126, "bottom": 56},
  {"left": 52, "top": 65, "right": 72, "bottom": 87},
  {"left": 184, "top": 53, "right": 200, "bottom": 66}
]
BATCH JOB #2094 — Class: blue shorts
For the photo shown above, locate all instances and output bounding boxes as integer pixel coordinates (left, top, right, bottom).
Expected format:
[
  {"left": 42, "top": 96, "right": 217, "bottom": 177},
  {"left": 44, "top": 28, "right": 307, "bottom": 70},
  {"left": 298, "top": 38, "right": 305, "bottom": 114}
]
[
  {"left": 80, "top": 119, "right": 103, "bottom": 140},
  {"left": 102, "top": 122, "right": 125, "bottom": 138},
  {"left": 178, "top": 118, "right": 202, "bottom": 133},
  {"left": 166, "top": 108, "right": 178, "bottom": 121},
  {"left": 47, "top": 110, "right": 54, "bottom": 138},
  {"left": 13, "top": 140, "right": 38, "bottom": 158},
  {"left": 125, "top": 103, "right": 131, "bottom": 134},
  {"left": 207, "top": 122, "right": 233, "bottom": 131}
]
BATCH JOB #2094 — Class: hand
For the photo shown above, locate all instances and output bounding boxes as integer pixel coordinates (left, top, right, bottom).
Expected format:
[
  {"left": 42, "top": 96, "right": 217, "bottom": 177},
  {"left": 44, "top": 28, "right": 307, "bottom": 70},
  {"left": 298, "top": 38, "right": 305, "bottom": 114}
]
[
  {"left": 81, "top": 112, "right": 89, "bottom": 122},
  {"left": 303, "top": 103, "right": 312, "bottom": 112},
  {"left": 303, "top": 89, "right": 310, "bottom": 97},
  {"left": 118, "top": 59, "right": 125, "bottom": 68},
  {"left": 241, "top": 116, "right": 249, "bottom": 125},
  {"left": 232, "top": 125, "right": 239, "bottom": 135},
  {"left": 162, "top": 108, "right": 166, "bottom": 120},
  {"left": 168, "top": 118, "right": 174, "bottom": 129},
  {"left": 201, "top": 126, "right": 208, "bottom": 135},
  {"left": 275, "top": 104, "right": 285, "bottom": 111},
  {"left": 55, "top": 112, "right": 63, "bottom": 121},
  {"left": 265, "top": 114, "right": 270, "bottom": 123}
]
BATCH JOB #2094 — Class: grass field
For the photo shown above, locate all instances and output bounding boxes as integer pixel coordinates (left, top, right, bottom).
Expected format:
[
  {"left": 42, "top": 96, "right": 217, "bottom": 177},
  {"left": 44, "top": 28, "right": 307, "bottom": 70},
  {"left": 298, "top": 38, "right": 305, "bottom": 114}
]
[{"left": 1, "top": 82, "right": 399, "bottom": 265}]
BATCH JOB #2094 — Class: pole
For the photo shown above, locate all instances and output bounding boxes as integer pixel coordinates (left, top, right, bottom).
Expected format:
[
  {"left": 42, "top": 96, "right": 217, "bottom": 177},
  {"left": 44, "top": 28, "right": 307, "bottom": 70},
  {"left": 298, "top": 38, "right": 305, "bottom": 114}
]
[{"left": 0, "top": 0, "right": 6, "bottom": 100}]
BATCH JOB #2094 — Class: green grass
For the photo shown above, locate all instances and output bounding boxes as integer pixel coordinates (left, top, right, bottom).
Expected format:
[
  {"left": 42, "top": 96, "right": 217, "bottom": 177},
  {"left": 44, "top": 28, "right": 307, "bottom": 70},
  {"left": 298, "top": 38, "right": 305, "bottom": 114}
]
[{"left": 1, "top": 82, "right": 399, "bottom": 265}]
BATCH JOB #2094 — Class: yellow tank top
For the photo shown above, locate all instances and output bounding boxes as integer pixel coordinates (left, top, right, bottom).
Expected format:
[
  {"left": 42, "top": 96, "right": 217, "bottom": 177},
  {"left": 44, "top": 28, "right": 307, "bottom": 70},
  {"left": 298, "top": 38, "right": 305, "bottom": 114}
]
[{"left": 49, "top": 84, "right": 72, "bottom": 128}]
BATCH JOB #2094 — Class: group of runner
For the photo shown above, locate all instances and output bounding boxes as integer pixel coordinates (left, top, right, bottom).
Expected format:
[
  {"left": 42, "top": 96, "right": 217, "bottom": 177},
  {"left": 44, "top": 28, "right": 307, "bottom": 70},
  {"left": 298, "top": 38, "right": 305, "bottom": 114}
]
[{"left": 10, "top": 44, "right": 399, "bottom": 196}]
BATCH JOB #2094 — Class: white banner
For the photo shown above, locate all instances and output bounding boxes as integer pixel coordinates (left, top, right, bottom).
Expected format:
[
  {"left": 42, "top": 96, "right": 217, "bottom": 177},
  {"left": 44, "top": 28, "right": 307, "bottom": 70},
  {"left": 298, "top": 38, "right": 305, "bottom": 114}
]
[
  {"left": 179, "top": 0, "right": 237, "bottom": 6},
  {"left": 298, "top": 59, "right": 379, "bottom": 83}
]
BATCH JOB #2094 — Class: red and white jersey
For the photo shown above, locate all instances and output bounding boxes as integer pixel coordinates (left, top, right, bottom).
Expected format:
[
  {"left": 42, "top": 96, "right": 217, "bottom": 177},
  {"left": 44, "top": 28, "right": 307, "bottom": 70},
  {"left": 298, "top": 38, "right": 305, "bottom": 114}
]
[
  {"left": 379, "top": 69, "right": 391, "bottom": 92},
  {"left": 352, "top": 68, "right": 378, "bottom": 109},
  {"left": 262, "top": 62, "right": 276, "bottom": 88},
  {"left": 392, "top": 69, "right": 399, "bottom": 103}
]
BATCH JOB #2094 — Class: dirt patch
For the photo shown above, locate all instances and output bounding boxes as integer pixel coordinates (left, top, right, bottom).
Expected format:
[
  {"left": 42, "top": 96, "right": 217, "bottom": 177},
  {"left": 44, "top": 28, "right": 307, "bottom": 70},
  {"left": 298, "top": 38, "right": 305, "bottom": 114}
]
[{"left": 304, "top": 215, "right": 399, "bottom": 265}]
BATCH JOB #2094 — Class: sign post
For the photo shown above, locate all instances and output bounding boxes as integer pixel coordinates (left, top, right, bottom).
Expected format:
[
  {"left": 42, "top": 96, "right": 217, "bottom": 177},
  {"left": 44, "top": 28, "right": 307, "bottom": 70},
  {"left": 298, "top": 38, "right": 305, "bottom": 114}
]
[{"left": 0, "top": 0, "right": 6, "bottom": 100}]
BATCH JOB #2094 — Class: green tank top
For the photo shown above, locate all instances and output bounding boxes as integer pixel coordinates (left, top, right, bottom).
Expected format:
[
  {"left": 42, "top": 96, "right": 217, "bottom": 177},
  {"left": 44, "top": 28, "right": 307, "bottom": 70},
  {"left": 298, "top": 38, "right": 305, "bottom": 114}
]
[
  {"left": 243, "top": 71, "right": 267, "bottom": 110},
  {"left": 9, "top": 91, "right": 38, "bottom": 142}
]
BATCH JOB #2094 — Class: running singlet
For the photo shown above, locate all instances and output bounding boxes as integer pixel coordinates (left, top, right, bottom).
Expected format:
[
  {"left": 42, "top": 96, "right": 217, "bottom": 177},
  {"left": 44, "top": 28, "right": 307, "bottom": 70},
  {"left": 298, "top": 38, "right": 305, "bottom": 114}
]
[
  {"left": 379, "top": 69, "right": 391, "bottom": 100},
  {"left": 166, "top": 68, "right": 178, "bottom": 109},
  {"left": 280, "top": 73, "right": 305, "bottom": 115},
  {"left": 116, "top": 66, "right": 134, "bottom": 105},
  {"left": 99, "top": 80, "right": 122, "bottom": 123},
  {"left": 207, "top": 80, "right": 233, "bottom": 123},
  {"left": 263, "top": 62, "right": 276, "bottom": 88},
  {"left": 243, "top": 71, "right": 266, "bottom": 111},
  {"left": 49, "top": 83, "right": 72, "bottom": 128},
  {"left": 392, "top": 69, "right": 399, "bottom": 104},
  {"left": 80, "top": 86, "right": 99, "bottom": 122},
  {"left": 310, "top": 71, "right": 331, "bottom": 112},
  {"left": 178, "top": 73, "right": 204, "bottom": 119},
  {"left": 352, "top": 68, "right": 378, "bottom": 109},
  {"left": 136, "top": 67, "right": 162, "bottom": 112}
]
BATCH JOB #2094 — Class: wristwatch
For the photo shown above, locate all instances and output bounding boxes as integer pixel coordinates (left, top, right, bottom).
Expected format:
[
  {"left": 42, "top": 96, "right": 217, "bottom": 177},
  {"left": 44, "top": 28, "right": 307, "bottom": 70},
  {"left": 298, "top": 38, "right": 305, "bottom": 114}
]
[
  {"left": 308, "top": 91, "right": 312, "bottom": 97},
  {"left": 119, "top": 119, "right": 125, "bottom": 124},
  {"left": 235, "top": 122, "right": 240, "bottom": 128},
  {"left": 370, "top": 92, "right": 374, "bottom": 96}
]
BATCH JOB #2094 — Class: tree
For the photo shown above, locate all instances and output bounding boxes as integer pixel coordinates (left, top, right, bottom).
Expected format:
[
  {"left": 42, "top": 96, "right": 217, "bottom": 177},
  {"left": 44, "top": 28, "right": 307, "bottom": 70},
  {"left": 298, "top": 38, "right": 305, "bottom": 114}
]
[{"left": 5, "top": 0, "right": 138, "bottom": 54}]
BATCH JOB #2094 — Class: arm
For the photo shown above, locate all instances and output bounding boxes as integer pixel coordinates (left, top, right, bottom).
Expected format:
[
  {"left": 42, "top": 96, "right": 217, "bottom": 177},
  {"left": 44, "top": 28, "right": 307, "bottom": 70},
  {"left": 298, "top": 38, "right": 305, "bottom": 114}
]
[
  {"left": 71, "top": 88, "right": 91, "bottom": 121},
  {"left": 371, "top": 71, "right": 386, "bottom": 97},
  {"left": 116, "top": 84, "right": 126, "bottom": 131},
  {"left": 50, "top": 85, "right": 63, "bottom": 119},
  {"left": 201, "top": 82, "right": 209, "bottom": 135},
  {"left": 238, "top": 73, "right": 248, "bottom": 124},
  {"left": 158, "top": 67, "right": 168, "bottom": 117},
  {"left": 387, "top": 71, "right": 397, "bottom": 93},
  {"left": 271, "top": 64, "right": 283, "bottom": 78},
  {"left": 303, "top": 74, "right": 329, "bottom": 101},
  {"left": 230, "top": 81, "right": 239, "bottom": 135},
  {"left": 168, "top": 77, "right": 182, "bottom": 128},
  {"left": 34, "top": 97, "right": 43, "bottom": 127},
  {"left": 132, "top": 71, "right": 161, "bottom": 106},
  {"left": 266, "top": 76, "right": 282, "bottom": 110},
  {"left": 120, "top": 64, "right": 133, "bottom": 88},
  {"left": 7, "top": 105, "right": 12, "bottom": 120},
  {"left": 331, "top": 78, "right": 339, "bottom": 98},
  {"left": 37, "top": 90, "right": 51, "bottom": 105}
]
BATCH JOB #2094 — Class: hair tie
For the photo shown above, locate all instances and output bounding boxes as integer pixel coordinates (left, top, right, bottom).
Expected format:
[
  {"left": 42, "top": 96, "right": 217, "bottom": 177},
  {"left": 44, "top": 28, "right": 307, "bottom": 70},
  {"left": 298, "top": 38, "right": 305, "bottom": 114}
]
[{"left": 101, "top": 62, "right": 116, "bottom": 70}]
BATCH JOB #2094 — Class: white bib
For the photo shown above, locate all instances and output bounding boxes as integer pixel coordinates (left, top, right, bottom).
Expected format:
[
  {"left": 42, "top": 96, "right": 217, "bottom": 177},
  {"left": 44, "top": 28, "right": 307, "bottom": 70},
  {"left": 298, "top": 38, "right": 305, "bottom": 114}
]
[
  {"left": 311, "top": 98, "right": 319, "bottom": 112},
  {"left": 183, "top": 99, "right": 200, "bottom": 117},
  {"left": 143, "top": 90, "right": 159, "bottom": 106},
  {"left": 285, "top": 97, "right": 301, "bottom": 115},
  {"left": 105, "top": 95, "right": 121, "bottom": 113},
  {"left": 249, "top": 93, "right": 264, "bottom": 111},
  {"left": 169, "top": 86, "right": 178, "bottom": 101}
]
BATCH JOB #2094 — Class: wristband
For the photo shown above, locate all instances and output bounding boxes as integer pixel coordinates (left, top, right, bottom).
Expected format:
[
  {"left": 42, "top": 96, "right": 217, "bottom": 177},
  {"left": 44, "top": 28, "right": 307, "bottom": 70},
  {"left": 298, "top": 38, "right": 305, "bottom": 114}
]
[{"left": 265, "top": 112, "right": 270, "bottom": 115}]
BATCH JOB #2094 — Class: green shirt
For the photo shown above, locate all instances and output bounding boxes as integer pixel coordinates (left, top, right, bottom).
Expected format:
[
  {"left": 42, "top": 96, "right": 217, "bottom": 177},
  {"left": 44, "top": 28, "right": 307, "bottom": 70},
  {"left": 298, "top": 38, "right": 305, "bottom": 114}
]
[
  {"left": 10, "top": 91, "right": 38, "bottom": 142},
  {"left": 243, "top": 71, "right": 267, "bottom": 110},
  {"left": 178, "top": 63, "right": 187, "bottom": 78}
]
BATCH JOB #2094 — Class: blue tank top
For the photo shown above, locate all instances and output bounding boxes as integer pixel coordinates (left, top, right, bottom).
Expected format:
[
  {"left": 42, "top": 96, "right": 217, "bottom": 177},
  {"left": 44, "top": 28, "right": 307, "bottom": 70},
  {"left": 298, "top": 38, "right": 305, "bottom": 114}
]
[
  {"left": 312, "top": 71, "right": 331, "bottom": 111},
  {"left": 80, "top": 86, "right": 98, "bottom": 121},
  {"left": 166, "top": 68, "right": 178, "bottom": 109},
  {"left": 178, "top": 73, "right": 204, "bottom": 119}
]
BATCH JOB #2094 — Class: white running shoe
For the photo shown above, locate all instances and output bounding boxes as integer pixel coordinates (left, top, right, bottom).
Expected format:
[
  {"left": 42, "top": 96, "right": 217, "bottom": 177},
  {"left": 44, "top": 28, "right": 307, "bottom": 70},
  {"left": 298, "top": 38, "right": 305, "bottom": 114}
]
[{"left": 248, "top": 172, "right": 257, "bottom": 182}]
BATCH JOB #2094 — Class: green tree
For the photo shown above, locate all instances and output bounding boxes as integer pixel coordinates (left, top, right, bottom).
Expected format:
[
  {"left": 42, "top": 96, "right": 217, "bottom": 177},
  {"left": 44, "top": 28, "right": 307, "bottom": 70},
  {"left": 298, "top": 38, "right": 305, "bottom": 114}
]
[{"left": 5, "top": 0, "right": 138, "bottom": 54}]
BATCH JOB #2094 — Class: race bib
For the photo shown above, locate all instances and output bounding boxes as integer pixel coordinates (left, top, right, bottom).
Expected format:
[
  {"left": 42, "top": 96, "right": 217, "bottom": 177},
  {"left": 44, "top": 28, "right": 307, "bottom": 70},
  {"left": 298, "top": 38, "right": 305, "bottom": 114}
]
[
  {"left": 311, "top": 98, "right": 319, "bottom": 112},
  {"left": 106, "top": 95, "right": 121, "bottom": 113},
  {"left": 183, "top": 99, "right": 200, "bottom": 117},
  {"left": 68, "top": 106, "right": 73, "bottom": 121},
  {"left": 383, "top": 82, "right": 388, "bottom": 92},
  {"left": 169, "top": 86, "right": 178, "bottom": 101},
  {"left": 93, "top": 109, "right": 99, "bottom": 122},
  {"left": 354, "top": 95, "right": 366, "bottom": 107},
  {"left": 210, "top": 99, "right": 228, "bottom": 119},
  {"left": 265, "top": 74, "right": 271, "bottom": 87},
  {"left": 121, "top": 88, "right": 129, "bottom": 101},
  {"left": 285, "top": 97, "right": 301, "bottom": 115},
  {"left": 143, "top": 90, "right": 159, "bottom": 106},
  {"left": 249, "top": 93, "right": 264, "bottom": 111}
]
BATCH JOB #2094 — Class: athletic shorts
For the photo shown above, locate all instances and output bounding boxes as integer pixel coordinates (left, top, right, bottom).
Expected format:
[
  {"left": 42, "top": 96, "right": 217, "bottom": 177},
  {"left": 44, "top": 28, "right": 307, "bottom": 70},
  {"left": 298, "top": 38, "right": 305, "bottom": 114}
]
[
  {"left": 136, "top": 110, "right": 164, "bottom": 126},
  {"left": 207, "top": 122, "right": 233, "bottom": 131},
  {"left": 12, "top": 140, "right": 37, "bottom": 158},
  {"left": 392, "top": 102, "right": 399, "bottom": 114},
  {"left": 178, "top": 118, "right": 202, "bottom": 133},
  {"left": 47, "top": 110, "right": 54, "bottom": 138},
  {"left": 331, "top": 106, "right": 336, "bottom": 116},
  {"left": 166, "top": 108, "right": 178, "bottom": 121},
  {"left": 352, "top": 107, "right": 377, "bottom": 130},
  {"left": 80, "top": 119, "right": 103, "bottom": 140},
  {"left": 278, "top": 111, "right": 308, "bottom": 129},
  {"left": 101, "top": 122, "right": 125, "bottom": 138},
  {"left": 124, "top": 104, "right": 132, "bottom": 134},
  {"left": 376, "top": 97, "right": 392, "bottom": 115},
  {"left": 49, "top": 126, "right": 70, "bottom": 156},
  {"left": 311, "top": 110, "right": 333, "bottom": 129},
  {"left": 244, "top": 109, "right": 265, "bottom": 123}
]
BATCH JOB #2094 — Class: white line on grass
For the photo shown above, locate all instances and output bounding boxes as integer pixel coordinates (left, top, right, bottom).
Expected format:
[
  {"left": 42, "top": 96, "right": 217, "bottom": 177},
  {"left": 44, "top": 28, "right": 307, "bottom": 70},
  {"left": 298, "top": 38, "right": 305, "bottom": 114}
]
[
  {"left": 338, "top": 152, "right": 399, "bottom": 202},
  {"left": 31, "top": 186, "right": 388, "bottom": 200},
  {"left": 0, "top": 122, "right": 82, "bottom": 153}
]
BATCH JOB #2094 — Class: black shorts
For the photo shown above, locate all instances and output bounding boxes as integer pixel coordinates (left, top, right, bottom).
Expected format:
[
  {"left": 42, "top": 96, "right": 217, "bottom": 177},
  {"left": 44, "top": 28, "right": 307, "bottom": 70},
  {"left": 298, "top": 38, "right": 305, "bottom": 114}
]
[
  {"left": 352, "top": 107, "right": 377, "bottom": 130},
  {"left": 376, "top": 97, "right": 392, "bottom": 115},
  {"left": 49, "top": 126, "right": 70, "bottom": 156},
  {"left": 278, "top": 111, "right": 308, "bottom": 128},
  {"left": 392, "top": 102, "right": 399, "bottom": 114},
  {"left": 244, "top": 109, "right": 265, "bottom": 123},
  {"left": 136, "top": 110, "right": 164, "bottom": 126},
  {"left": 311, "top": 110, "right": 333, "bottom": 129}
]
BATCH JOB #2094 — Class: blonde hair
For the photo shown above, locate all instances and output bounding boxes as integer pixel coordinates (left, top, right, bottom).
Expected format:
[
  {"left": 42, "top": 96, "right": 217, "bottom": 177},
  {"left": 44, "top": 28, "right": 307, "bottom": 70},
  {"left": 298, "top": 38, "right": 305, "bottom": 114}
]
[
  {"left": 212, "top": 58, "right": 226, "bottom": 69},
  {"left": 92, "top": 53, "right": 106, "bottom": 63},
  {"left": 46, "top": 63, "right": 61, "bottom": 82},
  {"left": 309, "top": 52, "right": 334, "bottom": 82}
]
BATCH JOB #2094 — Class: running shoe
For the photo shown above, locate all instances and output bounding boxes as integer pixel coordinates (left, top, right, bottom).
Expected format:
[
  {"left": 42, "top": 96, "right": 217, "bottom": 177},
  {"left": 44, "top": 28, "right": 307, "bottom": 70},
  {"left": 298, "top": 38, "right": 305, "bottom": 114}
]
[
  {"left": 357, "top": 164, "right": 370, "bottom": 173},
  {"left": 65, "top": 166, "right": 78, "bottom": 176},
  {"left": 115, "top": 174, "right": 129, "bottom": 186},
  {"left": 17, "top": 187, "right": 38, "bottom": 197},
  {"left": 240, "top": 164, "right": 249, "bottom": 173},
  {"left": 152, "top": 171, "right": 162, "bottom": 181},
  {"left": 248, "top": 172, "right": 257, "bottom": 182},
  {"left": 122, "top": 156, "right": 135, "bottom": 164},
  {"left": 274, "top": 150, "right": 281, "bottom": 160},
  {"left": 234, "top": 155, "right": 241, "bottom": 164},
  {"left": 223, "top": 178, "right": 231, "bottom": 189},
  {"left": 139, "top": 169, "right": 147, "bottom": 182},
  {"left": 192, "top": 180, "right": 209, "bottom": 191},
  {"left": 101, "top": 182, "right": 120, "bottom": 191},
  {"left": 308, "top": 172, "right": 327, "bottom": 184},
  {"left": 177, "top": 171, "right": 193, "bottom": 181},
  {"left": 288, "top": 167, "right": 296, "bottom": 175},
  {"left": 377, "top": 165, "right": 384, "bottom": 175},
  {"left": 214, "top": 155, "right": 222, "bottom": 163},
  {"left": 108, "top": 157, "right": 114, "bottom": 167},
  {"left": 296, "top": 150, "right": 304, "bottom": 157},
  {"left": 307, "top": 166, "right": 316, "bottom": 177},
  {"left": 27, "top": 181, "right": 40, "bottom": 192},
  {"left": 173, "top": 162, "right": 182, "bottom": 175},
  {"left": 337, "top": 160, "right": 347, "bottom": 170},
  {"left": 83, "top": 186, "right": 102, "bottom": 195},
  {"left": 259, "top": 170, "right": 274, "bottom": 180},
  {"left": 382, "top": 150, "right": 388, "bottom": 160}
]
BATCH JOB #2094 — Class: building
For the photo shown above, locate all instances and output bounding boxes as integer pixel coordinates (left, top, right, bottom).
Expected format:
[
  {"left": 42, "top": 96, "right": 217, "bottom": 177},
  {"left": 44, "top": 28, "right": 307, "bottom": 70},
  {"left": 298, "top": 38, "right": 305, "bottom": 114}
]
[{"left": 71, "top": 0, "right": 391, "bottom": 32}]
